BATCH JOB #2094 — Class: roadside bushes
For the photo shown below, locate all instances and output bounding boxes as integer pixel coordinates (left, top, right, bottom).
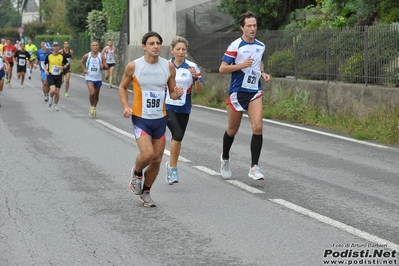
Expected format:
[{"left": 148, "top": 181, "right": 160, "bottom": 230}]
[
  {"left": 0, "top": 27, "right": 20, "bottom": 40},
  {"left": 268, "top": 49, "right": 294, "bottom": 77},
  {"left": 267, "top": 24, "right": 399, "bottom": 84},
  {"left": 35, "top": 35, "right": 73, "bottom": 43}
]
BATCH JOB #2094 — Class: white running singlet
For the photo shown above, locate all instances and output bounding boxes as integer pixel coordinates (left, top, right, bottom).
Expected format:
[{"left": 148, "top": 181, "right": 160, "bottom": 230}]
[
  {"left": 131, "top": 56, "right": 170, "bottom": 119},
  {"left": 85, "top": 52, "right": 103, "bottom": 81}
]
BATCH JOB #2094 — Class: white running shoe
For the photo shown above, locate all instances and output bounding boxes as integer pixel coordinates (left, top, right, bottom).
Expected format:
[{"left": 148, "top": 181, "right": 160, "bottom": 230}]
[
  {"left": 129, "top": 167, "right": 143, "bottom": 195},
  {"left": 220, "top": 154, "right": 232, "bottom": 178},
  {"left": 248, "top": 165, "right": 265, "bottom": 180},
  {"left": 139, "top": 192, "right": 156, "bottom": 207},
  {"left": 48, "top": 97, "right": 53, "bottom": 107},
  {"left": 54, "top": 105, "right": 59, "bottom": 111},
  {"left": 21, "top": 85, "right": 24, "bottom": 89},
  {"left": 165, "top": 161, "right": 172, "bottom": 184},
  {"left": 165, "top": 161, "right": 179, "bottom": 184},
  {"left": 89, "top": 107, "right": 94, "bottom": 117}
]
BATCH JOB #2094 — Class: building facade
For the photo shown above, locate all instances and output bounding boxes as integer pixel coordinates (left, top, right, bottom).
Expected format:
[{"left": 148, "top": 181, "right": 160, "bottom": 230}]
[
  {"left": 21, "top": 0, "right": 40, "bottom": 25},
  {"left": 119, "top": 0, "right": 233, "bottom": 79}
]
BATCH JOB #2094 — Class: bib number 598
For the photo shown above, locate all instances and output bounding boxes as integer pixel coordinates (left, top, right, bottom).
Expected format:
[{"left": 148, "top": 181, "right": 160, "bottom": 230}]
[{"left": 147, "top": 99, "right": 160, "bottom": 108}]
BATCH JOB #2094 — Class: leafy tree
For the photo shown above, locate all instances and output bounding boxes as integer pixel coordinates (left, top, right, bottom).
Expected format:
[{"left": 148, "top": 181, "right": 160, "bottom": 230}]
[
  {"left": 218, "top": 0, "right": 286, "bottom": 29},
  {"left": 23, "top": 21, "right": 48, "bottom": 39},
  {"left": 13, "top": 0, "right": 23, "bottom": 26},
  {"left": 0, "top": 27, "right": 20, "bottom": 39},
  {"left": 286, "top": 0, "right": 381, "bottom": 29},
  {"left": 102, "top": 0, "right": 126, "bottom": 31},
  {"left": 376, "top": 0, "right": 399, "bottom": 24},
  {"left": 87, "top": 10, "right": 107, "bottom": 45},
  {"left": 40, "top": 0, "right": 70, "bottom": 34},
  {"left": 326, "top": 0, "right": 379, "bottom": 26},
  {"left": 218, "top": 0, "right": 316, "bottom": 30},
  {"left": 66, "top": 0, "right": 102, "bottom": 36},
  {"left": 0, "top": 0, "right": 19, "bottom": 28}
]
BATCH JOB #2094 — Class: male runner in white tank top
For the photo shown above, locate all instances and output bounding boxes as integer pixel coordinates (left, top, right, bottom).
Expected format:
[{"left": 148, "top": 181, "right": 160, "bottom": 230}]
[
  {"left": 80, "top": 41, "right": 108, "bottom": 118},
  {"left": 101, "top": 39, "right": 117, "bottom": 88},
  {"left": 119, "top": 31, "right": 183, "bottom": 207}
]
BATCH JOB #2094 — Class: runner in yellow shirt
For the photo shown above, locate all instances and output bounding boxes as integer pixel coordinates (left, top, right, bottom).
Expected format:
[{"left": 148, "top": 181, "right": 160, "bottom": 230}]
[
  {"left": 25, "top": 39, "right": 38, "bottom": 80},
  {"left": 0, "top": 39, "right": 4, "bottom": 56}
]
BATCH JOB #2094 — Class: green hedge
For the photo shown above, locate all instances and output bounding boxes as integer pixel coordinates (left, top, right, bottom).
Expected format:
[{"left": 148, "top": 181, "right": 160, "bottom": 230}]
[
  {"left": 268, "top": 49, "right": 294, "bottom": 77},
  {"left": 102, "top": 0, "right": 126, "bottom": 31},
  {"left": 0, "top": 27, "right": 20, "bottom": 40},
  {"left": 376, "top": 0, "right": 399, "bottom": 24},
  {"left": 34, "top": 35, "right": 73, "bottom": 42},
  {"left": 22, "top": 22, "right": 48, "bottom": 40}
]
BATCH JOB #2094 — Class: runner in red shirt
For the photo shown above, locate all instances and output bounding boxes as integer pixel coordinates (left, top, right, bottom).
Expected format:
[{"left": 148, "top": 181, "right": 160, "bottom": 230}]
[{"left": 3, "top": 39, "right": 17, "bottom": 85}]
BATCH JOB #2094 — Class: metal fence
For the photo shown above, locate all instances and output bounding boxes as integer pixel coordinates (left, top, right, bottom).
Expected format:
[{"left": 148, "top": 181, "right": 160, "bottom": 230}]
[
  {"left": 186, "top": 21, "right": 399, "bottom": 87},
  {"left": 69, "top": 36, "right": 91, "bottom": 59},
  {"left": 32, "top": 36, "right": 91, "bottom": 60}
]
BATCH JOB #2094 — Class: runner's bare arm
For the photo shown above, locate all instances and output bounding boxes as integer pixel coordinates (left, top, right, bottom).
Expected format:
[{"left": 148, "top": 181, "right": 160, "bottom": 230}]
[
  {"left": 3, "top": 56, "right": 10, "bottom": 68},
  {"left": 260, "top": 61, "right": 271, "bottom": 82},
  {"left": 80, "top": 54, "right": 88, "bottom": 74},
  {"left": 101, "top": 55, "right": 109, "bottom": 70},
  {"left": 219, "top": 57, "right": 254, "bottom": 74},
  {"left": 167, "top": 62, "right": 183, "bottom": 100},
  {"left": 119, "top": 62, "right": 135, "bottom": 117},
  {"left": 71, "top": 50, "right": 75, "bottom": 64}
]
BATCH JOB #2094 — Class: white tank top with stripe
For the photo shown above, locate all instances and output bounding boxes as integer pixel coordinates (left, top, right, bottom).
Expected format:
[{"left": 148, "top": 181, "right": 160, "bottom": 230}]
[
  {"left": 132, "top": 56, "right": 170, "bottom": 119},
  {"left": 85, "top": 52, "right": 102, "bottom": 81}
]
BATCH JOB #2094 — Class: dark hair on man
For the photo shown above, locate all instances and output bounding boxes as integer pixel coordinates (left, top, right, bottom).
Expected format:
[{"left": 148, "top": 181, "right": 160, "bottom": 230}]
[
  {"left": 142, "top": 31, "right": 163, "bottom": 45},
  {"left": 239, "top": 11, "right": 257, "bottom": 27}
]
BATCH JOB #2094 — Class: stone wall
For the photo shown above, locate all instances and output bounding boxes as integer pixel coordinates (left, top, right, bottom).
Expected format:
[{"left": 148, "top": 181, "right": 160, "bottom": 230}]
[
  {"left": 176, "top": 0, "right": 234, "bottom": 36},
  {"left": 201, "top": 73, "right": 399, "bottom": 118}
]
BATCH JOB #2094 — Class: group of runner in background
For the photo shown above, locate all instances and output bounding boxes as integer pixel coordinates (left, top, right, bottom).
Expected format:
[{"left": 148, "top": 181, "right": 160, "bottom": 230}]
[{"left": 0, "top": 38, "right": 118, "bottom": 112}]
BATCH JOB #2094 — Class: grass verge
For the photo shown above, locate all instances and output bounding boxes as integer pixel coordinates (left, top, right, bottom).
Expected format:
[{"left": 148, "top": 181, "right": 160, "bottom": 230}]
[
  {"left": 71, "top": 62, "right": 82, "bottom": 74},
  {"left": 192, "top": 86, "right": 399, "bottom": 145}
]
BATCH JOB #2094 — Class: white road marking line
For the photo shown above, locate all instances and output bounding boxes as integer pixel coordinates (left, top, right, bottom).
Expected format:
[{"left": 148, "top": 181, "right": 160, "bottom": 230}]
[
  {"left": 163, "top": 150, "right": 191, "bottom": 162},
  {"left": 226, "top": 180, "right": 265, "bottom": 194},
  {"left": 95, "top": 118, "right": 397, "bottom": 250},
  {"left": 95, "top": 119, "right": 135, "bottom": 140},
  {"left": 95, "top": 119, "right": 187, "bottom": 159},
  {"left": 72, "top": 73, "right": 86, "bottom": 79},
  {"left": 25, "top": 82, "right": 35, "bottom": 88},
  {"left": 265, "top": 119, "right": 396, "bottom": 150},
  {"left": 270, "top": 198, "right": 399, "bottom": 251},
  {"left": 193, "top": 166, "right": 220, "bottom": 176},
  {"left": 193, "top": 105, "right": 398, "bottom": 151}
]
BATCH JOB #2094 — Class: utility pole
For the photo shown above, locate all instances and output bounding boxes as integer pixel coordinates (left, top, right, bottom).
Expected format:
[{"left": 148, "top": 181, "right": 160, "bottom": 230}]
[
  {"left": 17, "top": 0, "right": 20, "bottom": 27},
  {"left": 148, "top": 0, "right": 152, "bottom": 32},
  {"left": 39, "top": 0, "right": 42, "bottom": 22}
]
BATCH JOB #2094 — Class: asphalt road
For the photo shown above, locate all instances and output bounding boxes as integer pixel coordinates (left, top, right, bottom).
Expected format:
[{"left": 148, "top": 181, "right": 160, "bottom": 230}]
[{"left": 1, "top": 72, "right": 398, "bottom": 266}]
